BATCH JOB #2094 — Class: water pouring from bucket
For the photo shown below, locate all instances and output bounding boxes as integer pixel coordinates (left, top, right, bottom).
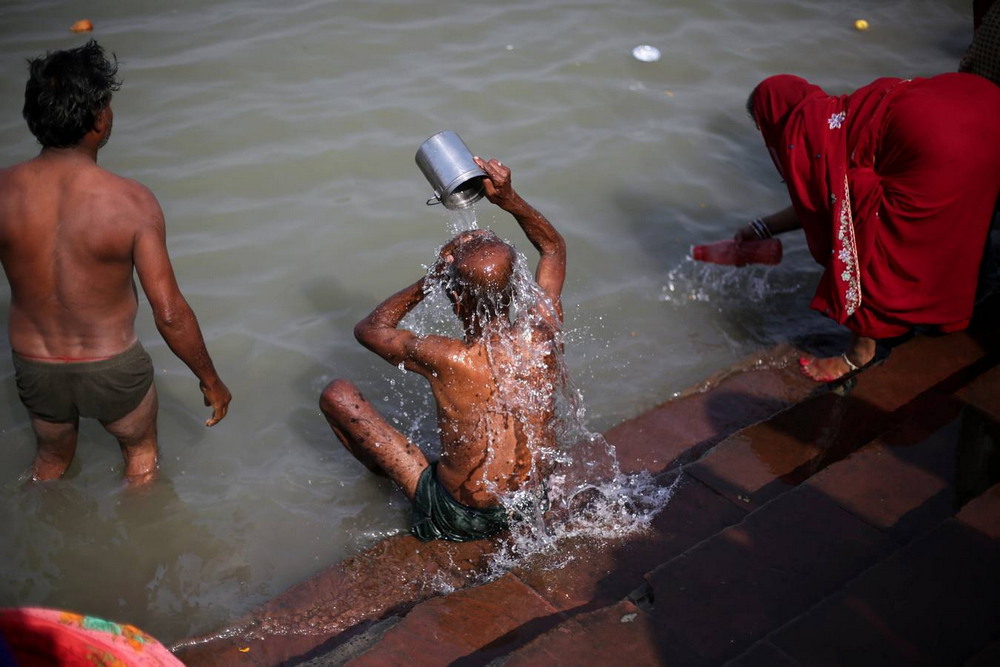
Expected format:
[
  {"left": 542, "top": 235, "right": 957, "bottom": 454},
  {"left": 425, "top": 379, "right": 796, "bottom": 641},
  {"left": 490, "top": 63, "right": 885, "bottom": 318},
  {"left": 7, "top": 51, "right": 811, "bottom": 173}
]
[
  {"left": 409, "top": 152, "right": 678, "bottom": 568},
  {"left": 415, "top": 131, "right": 487, "bottom": 211}
]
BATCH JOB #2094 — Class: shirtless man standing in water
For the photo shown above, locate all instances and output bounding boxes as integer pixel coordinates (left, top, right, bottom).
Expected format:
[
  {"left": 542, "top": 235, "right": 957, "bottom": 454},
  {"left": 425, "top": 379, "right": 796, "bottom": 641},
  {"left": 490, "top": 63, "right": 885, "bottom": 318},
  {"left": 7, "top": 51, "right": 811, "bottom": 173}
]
[
  {"left": 320, "top": 157, "right": 566, "bottom": 541},
  {"left": 0, "top": 40, "right": 231, "bottom": 484}
]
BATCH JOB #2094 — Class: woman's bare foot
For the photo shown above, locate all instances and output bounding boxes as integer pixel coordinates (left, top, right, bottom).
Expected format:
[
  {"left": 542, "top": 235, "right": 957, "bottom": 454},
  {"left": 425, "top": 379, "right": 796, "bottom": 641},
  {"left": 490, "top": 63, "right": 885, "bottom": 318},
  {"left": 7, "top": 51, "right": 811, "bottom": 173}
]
[
  {"left": 798, "top": 355, "right": 855, "bottom": 381},
  {"left": 798, "top": 335, "right": 877, "bottom": 382}
]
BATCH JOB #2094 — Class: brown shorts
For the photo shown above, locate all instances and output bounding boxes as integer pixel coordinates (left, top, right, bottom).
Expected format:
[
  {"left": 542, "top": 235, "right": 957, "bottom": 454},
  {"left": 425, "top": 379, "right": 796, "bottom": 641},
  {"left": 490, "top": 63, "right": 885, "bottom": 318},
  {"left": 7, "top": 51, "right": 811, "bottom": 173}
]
[{"left": 13, "top": 342, "right": 155, "bottom": 424}]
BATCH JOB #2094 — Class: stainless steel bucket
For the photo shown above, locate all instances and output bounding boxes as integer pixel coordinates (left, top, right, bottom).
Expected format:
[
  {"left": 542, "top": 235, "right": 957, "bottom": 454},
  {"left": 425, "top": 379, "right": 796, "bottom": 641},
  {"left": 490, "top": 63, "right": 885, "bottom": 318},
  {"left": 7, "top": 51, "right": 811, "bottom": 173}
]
[{"left": 414, "top": 131, "right": 486, "bottom": 210}]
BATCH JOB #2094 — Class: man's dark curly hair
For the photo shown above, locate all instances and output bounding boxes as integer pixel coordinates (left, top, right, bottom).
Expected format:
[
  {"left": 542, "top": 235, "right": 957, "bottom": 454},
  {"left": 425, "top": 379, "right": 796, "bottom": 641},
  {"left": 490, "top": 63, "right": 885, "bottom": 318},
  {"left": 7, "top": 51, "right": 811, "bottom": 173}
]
[{"left": 22, "top": 39, "right": 121, "bottom": 148}]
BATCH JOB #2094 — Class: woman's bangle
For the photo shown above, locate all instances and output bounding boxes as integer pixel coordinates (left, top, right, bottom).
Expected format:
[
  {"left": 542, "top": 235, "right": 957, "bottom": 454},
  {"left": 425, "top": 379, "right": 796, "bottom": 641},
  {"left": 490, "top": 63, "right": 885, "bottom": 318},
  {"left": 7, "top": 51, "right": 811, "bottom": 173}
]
[{"left": 748, "top": 218, "right": 772, "bottom": 239}]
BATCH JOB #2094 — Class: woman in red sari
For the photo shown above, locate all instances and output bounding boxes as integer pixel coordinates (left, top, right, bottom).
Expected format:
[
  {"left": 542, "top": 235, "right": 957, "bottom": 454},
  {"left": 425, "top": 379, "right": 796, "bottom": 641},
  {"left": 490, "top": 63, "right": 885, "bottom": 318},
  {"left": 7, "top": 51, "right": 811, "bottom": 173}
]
[{"left": 737, "top": 73, "right": 1000, "bottom": 381}]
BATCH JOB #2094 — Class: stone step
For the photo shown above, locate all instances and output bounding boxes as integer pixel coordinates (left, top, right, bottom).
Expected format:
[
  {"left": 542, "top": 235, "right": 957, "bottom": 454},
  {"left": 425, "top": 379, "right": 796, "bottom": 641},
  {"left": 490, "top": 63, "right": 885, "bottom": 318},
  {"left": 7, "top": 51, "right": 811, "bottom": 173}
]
[
  {"left": 499, "top": 433, "right": 998, "bottom": 666},
  {"left": 348, "top": 380, "right": 992, "bottom": 664},
  {"left": 172, "top": 536, "right": 497, "bottom": 666},
  {"left": 731, "top": 483, "right": 1000, "bottom": 666},
  {"left": 684, "top": 329, "right": 994, "bottom": 511},
  {"left": 483, "top": 351, "right": 1000, "bottom": 665},
  {"left": 501, "top": 600, "right": 684, "bottom": 666},
  {"left": 172, "top": 357, "right": 818, "bottom": 665},
  {"left": 174, "top": 296, "right": 1000, "bottom": 665},
  {"left": 603, "top": 344, "right": 819, "bottom": 476},
  {"left": 343, "top": 475, "right": 745, "bottom": 665},
  {"left": 337, "top": 355, "right": 835, "bottom": 664},
  {"left": 345, "top": 573, "right": 565, "bottom": 666},
  {"left": 633, "top": 483, "right": 899, "bottom": 665}
]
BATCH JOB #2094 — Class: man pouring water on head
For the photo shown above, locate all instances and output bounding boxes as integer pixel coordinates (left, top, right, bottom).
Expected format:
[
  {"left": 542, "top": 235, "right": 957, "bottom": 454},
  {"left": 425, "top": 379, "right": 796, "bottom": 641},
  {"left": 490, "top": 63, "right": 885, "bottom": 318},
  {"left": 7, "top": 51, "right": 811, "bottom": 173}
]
[
  {"left": 0, "top": 40, "right": 231, "bottom": 485},
  {"left": 320, "top": 157, "right": 567, "bottom": 542}
]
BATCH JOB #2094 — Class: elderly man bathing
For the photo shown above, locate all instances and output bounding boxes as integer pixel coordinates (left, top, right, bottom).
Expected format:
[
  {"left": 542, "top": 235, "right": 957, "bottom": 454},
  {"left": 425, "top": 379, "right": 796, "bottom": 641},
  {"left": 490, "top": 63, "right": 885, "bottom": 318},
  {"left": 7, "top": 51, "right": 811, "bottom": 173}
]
[{"left": 320, "top": 157, "right": 566, "bottom": 542}]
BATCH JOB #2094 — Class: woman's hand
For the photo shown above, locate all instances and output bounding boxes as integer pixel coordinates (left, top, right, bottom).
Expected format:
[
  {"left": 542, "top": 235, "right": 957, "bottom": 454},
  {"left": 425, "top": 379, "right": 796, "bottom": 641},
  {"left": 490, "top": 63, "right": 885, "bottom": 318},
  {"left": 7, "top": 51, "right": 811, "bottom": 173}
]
[{"left": 733, "top": 225, "right": 759, "bottom": 243}]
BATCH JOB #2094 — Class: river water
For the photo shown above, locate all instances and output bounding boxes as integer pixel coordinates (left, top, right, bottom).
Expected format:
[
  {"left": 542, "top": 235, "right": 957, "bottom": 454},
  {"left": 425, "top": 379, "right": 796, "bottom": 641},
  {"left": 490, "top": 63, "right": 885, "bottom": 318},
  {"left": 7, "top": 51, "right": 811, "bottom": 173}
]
[{"left": 0, "top": 0, "right": 974, "bottom": 644}]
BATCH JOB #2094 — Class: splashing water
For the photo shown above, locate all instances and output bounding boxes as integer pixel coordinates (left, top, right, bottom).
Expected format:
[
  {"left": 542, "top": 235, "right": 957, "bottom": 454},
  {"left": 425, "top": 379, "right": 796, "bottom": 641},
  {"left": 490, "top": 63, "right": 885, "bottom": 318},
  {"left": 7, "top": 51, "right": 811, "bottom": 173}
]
[
  {"left": 175, "top": 211, "right": 684, "bottom": 647},
  {"left": 399, "top": 207, "right": 679, "bottom": 575},
  {"left": 660, "top": 255, "right": 787, "bottom": 306}
]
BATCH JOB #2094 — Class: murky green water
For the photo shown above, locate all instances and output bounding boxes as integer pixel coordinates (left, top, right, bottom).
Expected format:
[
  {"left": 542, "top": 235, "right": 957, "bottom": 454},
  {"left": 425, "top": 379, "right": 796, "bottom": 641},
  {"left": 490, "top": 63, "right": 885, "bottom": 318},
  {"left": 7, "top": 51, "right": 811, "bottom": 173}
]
[{"left": 0, "top": 0, "right": 973, "bottom": 643}]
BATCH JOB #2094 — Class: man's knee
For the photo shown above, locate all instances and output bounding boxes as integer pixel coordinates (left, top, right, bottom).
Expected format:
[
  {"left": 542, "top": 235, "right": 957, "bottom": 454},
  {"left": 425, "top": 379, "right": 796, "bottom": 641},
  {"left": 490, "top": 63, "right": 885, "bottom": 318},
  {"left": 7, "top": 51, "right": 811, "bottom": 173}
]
[
  {"left": 32, "top": 446, "right": 75, "bottom": 480},
  {"left": 31, "top": 420, "right": 78, "bottom": 480},
  {"left": 319, "top": 378, "right": 361, "bottom": 419}
]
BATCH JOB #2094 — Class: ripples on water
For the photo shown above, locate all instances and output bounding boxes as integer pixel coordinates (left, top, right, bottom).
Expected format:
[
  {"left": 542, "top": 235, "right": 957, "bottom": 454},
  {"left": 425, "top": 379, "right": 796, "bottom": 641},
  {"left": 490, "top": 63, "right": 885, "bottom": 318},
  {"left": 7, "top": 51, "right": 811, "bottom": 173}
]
[{"left": 0, "top": 0, "right": 973, "bottom": 643}]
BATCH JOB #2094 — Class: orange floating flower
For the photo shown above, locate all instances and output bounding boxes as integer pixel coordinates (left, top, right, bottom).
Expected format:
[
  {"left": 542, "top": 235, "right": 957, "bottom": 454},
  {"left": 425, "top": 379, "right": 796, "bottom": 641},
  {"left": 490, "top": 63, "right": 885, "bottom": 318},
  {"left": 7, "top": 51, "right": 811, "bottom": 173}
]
[{"left": 70, "top": 19, "right": 93, "bottom": 33}]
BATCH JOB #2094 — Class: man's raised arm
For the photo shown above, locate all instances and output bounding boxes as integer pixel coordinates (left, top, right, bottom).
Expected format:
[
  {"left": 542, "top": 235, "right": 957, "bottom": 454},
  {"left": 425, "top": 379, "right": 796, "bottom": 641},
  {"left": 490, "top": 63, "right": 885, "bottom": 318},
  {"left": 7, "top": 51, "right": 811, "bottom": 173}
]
[
  {"left": 354, "top": 277, "right": 428, "bottom": 370},
  {"left": 474, "top": 157, "right": 566, "bottom": 320}
]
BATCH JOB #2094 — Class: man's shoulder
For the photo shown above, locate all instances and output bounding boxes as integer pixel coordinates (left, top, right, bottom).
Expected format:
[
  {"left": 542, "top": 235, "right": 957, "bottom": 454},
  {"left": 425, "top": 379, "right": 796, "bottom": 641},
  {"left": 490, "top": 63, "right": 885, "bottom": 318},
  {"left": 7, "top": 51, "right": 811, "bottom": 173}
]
[
  {"left": 0, "top": 158, "right": 37, "bottom": 188},
  {"left": 84, "top": 168, "right": 162, "bottom": 223},
  {"left": 87, "top": 165, "right": 153, "bottom": 197},
  {"left": 5, "top": 156, "right": 157, "bottom": 207},
  {"left": 0, "top": 165, "right": 14, "bottom": 194},
  {"left": 411, "top": 332, "right": 468, "bottom": 355}
]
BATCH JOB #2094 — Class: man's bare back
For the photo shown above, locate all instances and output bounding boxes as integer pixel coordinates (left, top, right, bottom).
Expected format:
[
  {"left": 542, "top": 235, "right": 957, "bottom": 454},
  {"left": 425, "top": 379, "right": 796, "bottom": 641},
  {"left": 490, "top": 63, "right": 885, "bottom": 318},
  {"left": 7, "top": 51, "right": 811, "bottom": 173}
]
[
  {"left": 321, "top": 157, "right": 566, "bottom": 542},
  {"left": 0, "top": 152, "right": 151, "bottom": 359},
  {"left": 4, "top": 40, "right": 230, "bottom": 484},
  {"left": 411, "top": 314, "right": 560, "bottom": 508}
]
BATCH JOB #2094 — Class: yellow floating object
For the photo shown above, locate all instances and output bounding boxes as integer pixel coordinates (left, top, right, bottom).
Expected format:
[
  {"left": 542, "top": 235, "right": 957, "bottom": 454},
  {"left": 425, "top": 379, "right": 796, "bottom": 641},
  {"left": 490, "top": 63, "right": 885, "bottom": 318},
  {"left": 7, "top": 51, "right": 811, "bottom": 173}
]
[
  {"left": 854, "top": 19, "right": 870, "bottom": 31},
  {"left": 70, "top": 19, "right": 93, "bottom": 33}
]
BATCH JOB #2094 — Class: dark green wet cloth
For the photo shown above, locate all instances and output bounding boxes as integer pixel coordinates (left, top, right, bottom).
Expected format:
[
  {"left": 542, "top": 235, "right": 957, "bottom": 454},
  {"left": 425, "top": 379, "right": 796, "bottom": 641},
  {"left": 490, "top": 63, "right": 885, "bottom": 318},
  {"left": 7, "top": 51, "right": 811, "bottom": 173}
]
[
  {"left": 412, "top": 463, "right": 509, "bottom": 542},
  {"left": 12, "top": 341, "right": 154, "bottom": 423}
]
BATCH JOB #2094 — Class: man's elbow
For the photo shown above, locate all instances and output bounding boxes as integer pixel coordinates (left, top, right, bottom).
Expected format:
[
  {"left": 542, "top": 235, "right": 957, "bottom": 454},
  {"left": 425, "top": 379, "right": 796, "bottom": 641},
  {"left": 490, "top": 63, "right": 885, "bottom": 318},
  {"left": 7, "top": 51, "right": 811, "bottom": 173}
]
[
  {"left": 153, "top": 301, "right": 195, "bottom": 332},
  {"left": 544, "top": 231, "right": 567, "bottom": 264},
  {"left": 354, "top": 320, "right": 378, "bottom": 349},
  {"left": 553, "top": 231, "right": 567, "bottom": 257}
]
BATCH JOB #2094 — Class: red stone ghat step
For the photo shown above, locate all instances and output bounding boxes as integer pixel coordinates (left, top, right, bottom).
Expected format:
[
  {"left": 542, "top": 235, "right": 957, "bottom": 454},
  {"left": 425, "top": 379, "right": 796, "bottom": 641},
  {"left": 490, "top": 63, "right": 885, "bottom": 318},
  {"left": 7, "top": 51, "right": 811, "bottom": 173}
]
[
  {"left": 174, "top": 297, "right": 1000, "bottom": 665},
  {"left": 499, "top": 483, "right": 1000, "bottom": 667},
  {"left": 344, "top": 354, "right": 1000, "bottom": 663},
  {"left": 351, "top": 413, "right": 999, "bottom": 665},
  {"left": 439, "top": 399, "right": 999, "bottom": 665},
  {"left": 731, "top": 483, "right": 1000, "bottom": 666},
  {"left": 171, "top": 535, "right": 499, "bottom": 665},
  {"left": 337, "top": 479, "right": 746, "bottom": 665},
  {"left": 350, "top": 482, "right": 900, "bottom": 666},
  {"left": 600, "top": 343, "right": 820, "bottom": 478},
  {"left": 683, "top": 329, "right": 997, "bottom": 512},
  {"left": 342, "top": 330, "right": 1000, "bottom": 664},
  {"left": 172, "top": 359, "right": 818, "bottom": 664}
]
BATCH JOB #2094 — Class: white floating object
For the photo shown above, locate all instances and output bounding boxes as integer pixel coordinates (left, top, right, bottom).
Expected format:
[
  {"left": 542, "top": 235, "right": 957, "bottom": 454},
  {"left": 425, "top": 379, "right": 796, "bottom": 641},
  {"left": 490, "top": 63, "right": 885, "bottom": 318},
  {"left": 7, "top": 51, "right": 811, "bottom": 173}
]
[{"left": 632, "top": 45, "right": 661, "bottom": 62}]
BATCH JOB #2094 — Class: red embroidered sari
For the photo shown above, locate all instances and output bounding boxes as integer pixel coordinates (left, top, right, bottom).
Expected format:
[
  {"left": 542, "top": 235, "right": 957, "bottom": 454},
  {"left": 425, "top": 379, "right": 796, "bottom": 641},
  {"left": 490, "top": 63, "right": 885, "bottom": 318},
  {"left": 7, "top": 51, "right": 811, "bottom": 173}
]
[{"left": 752, "top": 73, "right": 1000, "bottom": 338}]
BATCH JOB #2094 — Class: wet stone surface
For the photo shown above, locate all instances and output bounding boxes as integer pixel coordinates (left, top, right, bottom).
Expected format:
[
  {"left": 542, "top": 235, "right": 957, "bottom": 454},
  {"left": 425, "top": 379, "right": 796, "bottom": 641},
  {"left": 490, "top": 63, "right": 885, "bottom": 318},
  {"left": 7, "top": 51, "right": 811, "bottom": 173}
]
[{"left": 174, "top": 295, "right": 1000, "bottom": 665}]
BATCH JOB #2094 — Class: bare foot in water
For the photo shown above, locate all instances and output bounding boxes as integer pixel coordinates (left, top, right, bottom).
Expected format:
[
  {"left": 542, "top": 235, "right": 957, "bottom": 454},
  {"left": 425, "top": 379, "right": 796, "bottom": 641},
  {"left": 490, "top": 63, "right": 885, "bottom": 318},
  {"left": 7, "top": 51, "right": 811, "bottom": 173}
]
[{"left": 798, "top": 334, "right": 877, "bottom": 382}]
